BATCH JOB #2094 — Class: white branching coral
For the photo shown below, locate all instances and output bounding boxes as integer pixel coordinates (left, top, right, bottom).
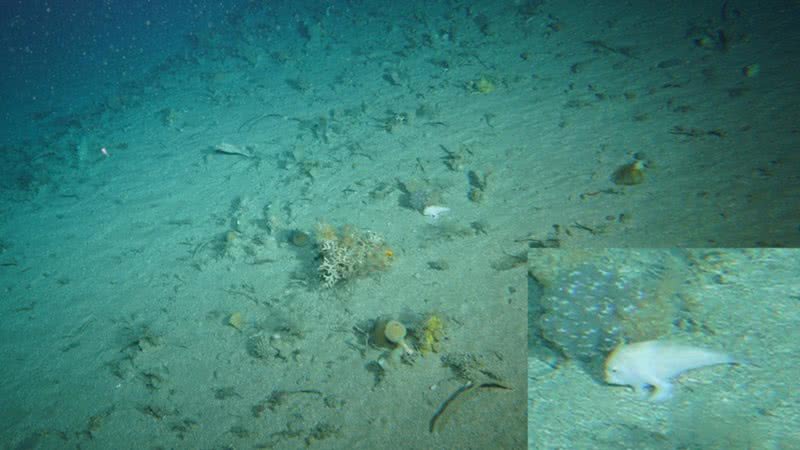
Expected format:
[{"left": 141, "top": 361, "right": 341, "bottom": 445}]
[
  {"left": 318, "top": 240, "right": 353, "bottom": 288},
  {"left": 316, "top": 224, "right": 393, "bottom": 288}
]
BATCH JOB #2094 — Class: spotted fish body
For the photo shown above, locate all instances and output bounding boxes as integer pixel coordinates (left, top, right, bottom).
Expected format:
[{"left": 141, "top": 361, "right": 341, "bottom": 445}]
[{"left": 604, "top": 340, "right": 737, "bottom": 401}]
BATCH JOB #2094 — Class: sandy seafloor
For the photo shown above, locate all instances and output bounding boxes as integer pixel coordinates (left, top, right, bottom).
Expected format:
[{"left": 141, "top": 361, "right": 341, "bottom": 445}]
[
  {"left": 528, "top": 249, "right": 800, "bottom": 449},
  {"left": 0, "top": 0, "right": 798, "bottom": 449}
]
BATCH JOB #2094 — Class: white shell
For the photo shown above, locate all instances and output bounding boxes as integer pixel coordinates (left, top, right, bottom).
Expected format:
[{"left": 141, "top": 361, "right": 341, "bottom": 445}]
[{"left": 423, "top": 205, "right": 450, "bottom": 220}]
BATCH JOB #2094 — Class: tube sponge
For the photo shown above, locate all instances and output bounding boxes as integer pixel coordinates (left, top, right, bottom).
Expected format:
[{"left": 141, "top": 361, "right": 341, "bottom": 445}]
[{"left": 373, "top": 319, "right": 414, "bottom": 354}]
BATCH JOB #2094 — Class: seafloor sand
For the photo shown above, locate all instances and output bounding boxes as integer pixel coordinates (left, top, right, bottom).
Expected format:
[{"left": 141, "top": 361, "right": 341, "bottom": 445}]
[{"left": 1, "top": 0, "right": 798, "bottom": 449}]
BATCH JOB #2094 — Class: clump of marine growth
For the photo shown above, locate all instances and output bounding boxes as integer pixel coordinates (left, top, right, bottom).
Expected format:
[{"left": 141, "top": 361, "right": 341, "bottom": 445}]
[{"left": 316, "top": 223, "right": 394, "bottom": 288}]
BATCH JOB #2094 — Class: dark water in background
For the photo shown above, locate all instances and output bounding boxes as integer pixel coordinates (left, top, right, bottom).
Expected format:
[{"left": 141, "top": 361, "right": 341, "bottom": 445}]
[{"left": 0, "top": 0, "right": 234, "bottom": 140}]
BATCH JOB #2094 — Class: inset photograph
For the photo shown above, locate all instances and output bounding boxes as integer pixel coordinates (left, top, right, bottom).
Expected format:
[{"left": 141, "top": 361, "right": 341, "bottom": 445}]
[{"left": 528, "top": 249, "right": 799, "bottom": 449}]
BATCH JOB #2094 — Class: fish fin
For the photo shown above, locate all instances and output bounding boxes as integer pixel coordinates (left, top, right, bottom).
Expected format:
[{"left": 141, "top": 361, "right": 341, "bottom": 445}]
[
  {"left": 650, "top": 381, "right": 673, "bottom": 402},
  {"left": 634, "top": 385, "right": 651, "bottom": 400}
]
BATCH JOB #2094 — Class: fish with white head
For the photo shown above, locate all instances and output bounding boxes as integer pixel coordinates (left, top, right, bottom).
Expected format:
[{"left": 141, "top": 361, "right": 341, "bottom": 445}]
[{"left": 604, "top": 340, "right": 737, "bottom": 401}]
